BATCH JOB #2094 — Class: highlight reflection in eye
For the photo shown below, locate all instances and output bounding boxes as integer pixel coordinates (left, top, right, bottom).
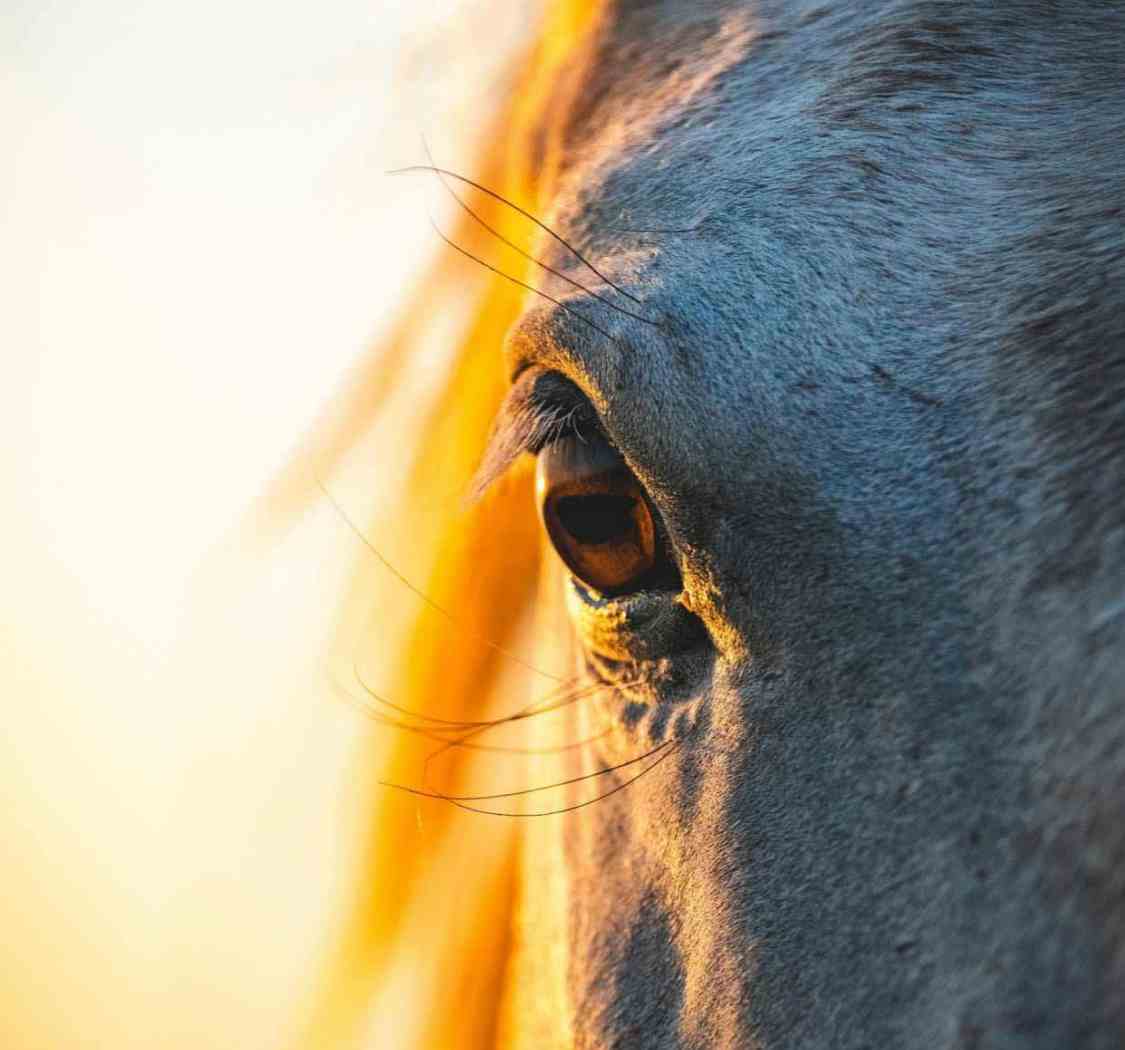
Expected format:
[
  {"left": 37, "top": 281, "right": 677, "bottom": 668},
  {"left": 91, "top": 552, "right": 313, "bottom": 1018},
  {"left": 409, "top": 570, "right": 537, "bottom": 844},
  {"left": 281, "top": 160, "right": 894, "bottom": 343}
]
[{"left": 536, "top": 435, "right": 659, "bottom": 596}]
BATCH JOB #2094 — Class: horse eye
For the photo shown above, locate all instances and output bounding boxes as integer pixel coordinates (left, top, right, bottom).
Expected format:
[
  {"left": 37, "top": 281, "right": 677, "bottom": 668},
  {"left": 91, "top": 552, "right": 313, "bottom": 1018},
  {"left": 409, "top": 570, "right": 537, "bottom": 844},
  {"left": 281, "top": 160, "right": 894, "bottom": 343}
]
[{"left": 536, "top": 435, "right": 663, "bottom": 596}]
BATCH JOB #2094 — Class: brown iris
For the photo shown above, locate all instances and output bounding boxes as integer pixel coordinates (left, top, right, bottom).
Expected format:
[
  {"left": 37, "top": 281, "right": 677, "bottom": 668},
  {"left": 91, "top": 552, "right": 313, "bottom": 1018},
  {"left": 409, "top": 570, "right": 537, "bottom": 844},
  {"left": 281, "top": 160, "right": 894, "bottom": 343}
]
[{"left": 536, "top": 436, "right": 657, "bottom": 596}]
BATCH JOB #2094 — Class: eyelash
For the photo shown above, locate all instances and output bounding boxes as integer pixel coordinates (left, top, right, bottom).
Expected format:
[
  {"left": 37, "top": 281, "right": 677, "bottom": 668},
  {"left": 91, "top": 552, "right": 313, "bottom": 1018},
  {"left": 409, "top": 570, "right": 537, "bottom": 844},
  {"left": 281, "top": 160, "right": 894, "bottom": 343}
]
[
  {"left": 528, "top": 405, "right": 581, "bottom": 454},
  {"left": 526, "top": 397, "right": 602, "bottom": 457}
]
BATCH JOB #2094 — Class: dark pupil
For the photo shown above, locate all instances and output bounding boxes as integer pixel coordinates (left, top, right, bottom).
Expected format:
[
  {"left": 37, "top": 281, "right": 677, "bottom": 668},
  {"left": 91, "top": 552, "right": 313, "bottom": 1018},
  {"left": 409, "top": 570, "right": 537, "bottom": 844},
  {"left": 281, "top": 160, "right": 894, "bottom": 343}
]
[{"left": 555, "top": 494, "right": 635, "bottom": 545}]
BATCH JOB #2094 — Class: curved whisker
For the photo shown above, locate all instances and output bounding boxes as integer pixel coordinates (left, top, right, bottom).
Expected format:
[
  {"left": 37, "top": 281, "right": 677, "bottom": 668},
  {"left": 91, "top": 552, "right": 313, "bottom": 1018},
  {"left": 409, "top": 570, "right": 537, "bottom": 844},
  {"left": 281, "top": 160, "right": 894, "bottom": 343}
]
[
  {"left": 389, "top": 164, "right": 646, "bottom": 307},
  {"left": 352, "top": 663, "right": 607, "bottom": 730},
  {"left": 383, "top": 739, "right": 674, "bottom": 802},
  {"left": 317, "top": 476, "right": 567, "bottom": 684},
  {"left": 329, "top": 677, "right": 612, "bottom": 755},
  {"left": 420, "top": 675, "right": 639, "bottom": 792},
  {"left": 425, "top": 727, "right": 613, "bottom": 756},
  {"left": 404, "top": 740, "right": 682, "bottom": 819},
  {"left": 419, "top": 145, "right": 661, "bottom": 328},
  {"left": 425, "top": 214, "right": 618, "bottom": 343}
]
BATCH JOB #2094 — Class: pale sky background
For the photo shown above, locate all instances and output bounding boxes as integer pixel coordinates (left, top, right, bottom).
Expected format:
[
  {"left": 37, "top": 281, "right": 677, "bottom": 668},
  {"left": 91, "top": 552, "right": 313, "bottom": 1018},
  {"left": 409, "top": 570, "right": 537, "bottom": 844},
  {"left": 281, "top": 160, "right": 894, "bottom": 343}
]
[{"left": 1, "top": 3, "right": 537, "bottom": 1046}]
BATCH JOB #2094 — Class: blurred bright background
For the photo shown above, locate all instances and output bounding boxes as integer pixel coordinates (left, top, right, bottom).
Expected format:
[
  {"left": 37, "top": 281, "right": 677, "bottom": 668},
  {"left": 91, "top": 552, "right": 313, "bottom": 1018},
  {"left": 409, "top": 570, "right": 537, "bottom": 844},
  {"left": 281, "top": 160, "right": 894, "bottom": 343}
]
[{"left": 1, "top": 2, "right": 538, "bottom": 1046}]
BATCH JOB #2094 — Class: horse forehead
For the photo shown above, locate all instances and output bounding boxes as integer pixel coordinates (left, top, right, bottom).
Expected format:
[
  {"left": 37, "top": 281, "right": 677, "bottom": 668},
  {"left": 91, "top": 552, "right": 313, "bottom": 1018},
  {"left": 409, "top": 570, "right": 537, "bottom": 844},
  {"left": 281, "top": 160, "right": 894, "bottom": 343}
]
[
  {"left": 534, "top": 0, "right": 1125, "bottom": 405},
  {"left": 549, "top": 0, "right": 984, "bottom": 169},
  {"left": 549, "top": 0, "right": 1124, "bottom": 220},
  {"left": 514, "top": 0, "right": 1125, "bottom": 561},
  {"left": 542, "top": 6, "right": 973, "bottom": 274}
]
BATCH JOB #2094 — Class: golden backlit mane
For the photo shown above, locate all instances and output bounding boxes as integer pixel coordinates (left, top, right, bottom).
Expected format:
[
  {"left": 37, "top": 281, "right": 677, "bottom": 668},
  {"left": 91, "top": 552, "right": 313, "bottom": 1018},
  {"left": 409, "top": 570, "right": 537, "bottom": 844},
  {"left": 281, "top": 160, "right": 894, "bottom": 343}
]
[{"left": 252, "top": 5, "right": 604, "bottom": 1047}]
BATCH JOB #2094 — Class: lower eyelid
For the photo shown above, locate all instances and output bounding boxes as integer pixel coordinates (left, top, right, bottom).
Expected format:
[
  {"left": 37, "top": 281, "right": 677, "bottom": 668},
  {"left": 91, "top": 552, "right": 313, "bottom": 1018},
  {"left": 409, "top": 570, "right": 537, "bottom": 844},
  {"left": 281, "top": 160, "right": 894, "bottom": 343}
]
[{"left": 566, "top": 580, "right": 706, "bottom": 662}]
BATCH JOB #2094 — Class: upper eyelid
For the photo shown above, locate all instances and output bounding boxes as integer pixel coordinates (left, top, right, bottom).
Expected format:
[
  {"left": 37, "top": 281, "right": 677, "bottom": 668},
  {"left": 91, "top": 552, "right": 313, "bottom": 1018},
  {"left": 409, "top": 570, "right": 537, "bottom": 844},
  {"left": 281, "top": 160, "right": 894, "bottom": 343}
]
[{"left": 468, "top": 368, "right": 601, "bottom": 502}]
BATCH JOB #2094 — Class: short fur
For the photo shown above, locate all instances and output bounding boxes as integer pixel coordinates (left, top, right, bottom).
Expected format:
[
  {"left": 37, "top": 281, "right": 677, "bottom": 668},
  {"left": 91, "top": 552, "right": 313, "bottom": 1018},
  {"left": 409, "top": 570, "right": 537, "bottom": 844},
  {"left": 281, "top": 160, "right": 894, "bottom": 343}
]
[{"left": 492, "top": 2, "right": 1125, "bottom": 1048}]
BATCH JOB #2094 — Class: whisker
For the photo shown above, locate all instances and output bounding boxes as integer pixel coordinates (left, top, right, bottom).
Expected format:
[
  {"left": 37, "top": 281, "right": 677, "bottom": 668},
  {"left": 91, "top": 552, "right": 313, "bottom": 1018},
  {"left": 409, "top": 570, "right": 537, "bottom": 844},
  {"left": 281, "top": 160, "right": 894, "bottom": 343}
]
[
  {"left": 344, "top": 666, "right": 632, "bottom": 797},
  {"left": 317, "top": 476, "right": 567, "bottom": 684},
  {"left": 352, "top": 663, "right": 607, "bottom": 730},
  {"left": 418, "top": 674, "right": 632, "bottom": 789},
  {"left": 383, "top": 739, "right": 673, "bottom": 802},
  {"left": 414, "top": 740, "right": 682, "bottom": 818},
  {"left": 389, "top": 164, "right": 645, "bottom": 306},
  {"left": 329, "top": 677, "right": 612, "bottom": 755},
  {"left": 429, "top": 727, "right": 612, "bottom": 755},
  {"left": 425, "top": 213, "right": 618, "bottom": 343},
  {"left": 420, "top": 142, "right": 661, "bottom": 328}
]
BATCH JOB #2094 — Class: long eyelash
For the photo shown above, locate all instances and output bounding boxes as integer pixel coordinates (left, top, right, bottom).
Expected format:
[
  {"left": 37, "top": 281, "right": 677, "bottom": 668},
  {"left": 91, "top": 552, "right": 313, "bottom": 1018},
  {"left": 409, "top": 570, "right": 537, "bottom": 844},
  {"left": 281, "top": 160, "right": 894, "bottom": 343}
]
[
  {"left": 534, "top": 402, "right": 586, "bottom": 452},
  {"left": 317, "top": 476, "right": 567, "bottom": 684},
  {"left": 418, "top": 142, "right": 662, "bottom": 328},
  {"left": 467, "top": 396, "right": 589, "bottom": 503},
  {"left": 388, "top": 740, "right": 681, "bottom": 819},
  {"left": 389, "top": 163, "right": 647, "bottom": 307},
  {"left": 425, "top": 212, "right": 618, "bottom": 343}
]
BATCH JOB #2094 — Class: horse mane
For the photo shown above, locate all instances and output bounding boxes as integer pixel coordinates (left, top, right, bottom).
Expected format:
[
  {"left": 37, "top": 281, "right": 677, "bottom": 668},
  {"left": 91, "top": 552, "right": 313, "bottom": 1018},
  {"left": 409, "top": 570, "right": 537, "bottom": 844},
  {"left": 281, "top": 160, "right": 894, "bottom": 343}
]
[{"left": 245, "top": 5, "right": 604, "bottom": 1047}]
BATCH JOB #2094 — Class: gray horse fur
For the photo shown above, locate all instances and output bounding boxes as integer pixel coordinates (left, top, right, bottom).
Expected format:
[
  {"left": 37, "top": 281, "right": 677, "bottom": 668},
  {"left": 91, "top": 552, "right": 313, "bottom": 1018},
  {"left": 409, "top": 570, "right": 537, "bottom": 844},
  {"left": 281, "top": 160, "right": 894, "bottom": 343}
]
[{"left": 494, "top": 2, "right": 1125, "bottom": 1046}]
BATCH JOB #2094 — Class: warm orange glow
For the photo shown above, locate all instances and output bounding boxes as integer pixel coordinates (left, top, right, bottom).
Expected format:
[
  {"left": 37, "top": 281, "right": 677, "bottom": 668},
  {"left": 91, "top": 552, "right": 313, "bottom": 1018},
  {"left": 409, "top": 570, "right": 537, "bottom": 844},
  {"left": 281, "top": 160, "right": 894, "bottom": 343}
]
[
  {"left": 270, "top": 5, "right": 608, "bottom": 1048},
  {"left": 5, "top": 2, "right": 604, "bottom": 1048}
]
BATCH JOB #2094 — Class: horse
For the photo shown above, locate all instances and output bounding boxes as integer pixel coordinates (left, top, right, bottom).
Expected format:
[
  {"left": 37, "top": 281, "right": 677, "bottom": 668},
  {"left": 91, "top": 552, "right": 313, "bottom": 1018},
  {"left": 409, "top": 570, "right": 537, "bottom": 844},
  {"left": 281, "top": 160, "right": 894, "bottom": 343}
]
[{"left": 289, "top": 2, "right": 1125, "bottom": 1046}]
